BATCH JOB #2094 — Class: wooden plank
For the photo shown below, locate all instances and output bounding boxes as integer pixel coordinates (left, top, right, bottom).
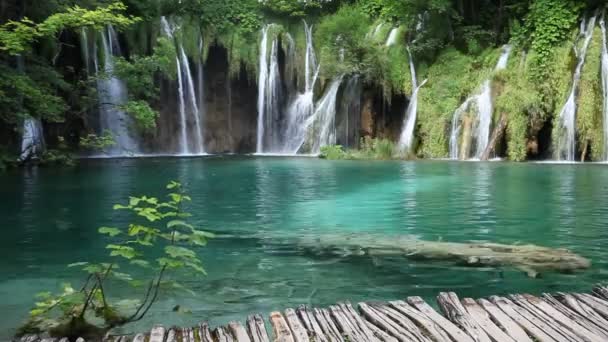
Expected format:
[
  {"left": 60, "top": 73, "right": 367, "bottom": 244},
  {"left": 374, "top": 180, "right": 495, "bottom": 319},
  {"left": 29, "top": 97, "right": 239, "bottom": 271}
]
[
  {"left": 229, "top": 321, "right": 252, "bottom": 342},
  {"left": 593, "top": 285, "right": 608, "bottom": 300},
  {"left": 406, "top": 296, "right": 473, "bottom": 342},
  {"left": 313, "top": 308, "right": 343, "bottom": 341},
  {"left": 489, "top": 296, "right": 557, "bottom": 342},
  {"left": 75, "top": 338, "right": 85, "bottom": 342},
  {"left": 389, "top": 300, "right": 451, "bottom": 342},
  {"left": 477, "top": 298, "right": 532, "bottom": 342},
  {"left": 550, "top": 293, "right": 608, "bottom": 337},
  {"left": 574, "top": 293, "right": 608, "bottom": 318},
  {"left": 297, "top": 306, "right": 327, "bottom": 342},
  {"left": 182, "top": 327, "right": 196, "bottom": 342},
  {"left": 284, "top": 309, "right": 309, "bottom": 342},
  {"left": 39, "top": 339, "right": 57, "bottom": 342},
  {"left": 329, "top": 304, "right": 362, "bottom": 341},
  {"left": 521, "top": 294, "right": 604, "bottom": 342},
  {"left": 322, "top": 308, "right": 345, "bottom": 341},
  {"left": 341, "top": 302, "right": 377, "bottom": 341},
  {"left": 247, "top": 314, "right": 271, "bottom": 342},
  {"left": 363, "top": 320, "right": 399, "bottom": 342},
  {"left": 461, "top": 298, "right": 516, "bottom": 342},
  {"left": 199, "top": 323, "right": 214, "bottom": 342},
  {"left": 132, "top": 334, "right": 145, "bottom": 342},
  {"left": 58, "top": 339, "right": 69, "bottom": 342},
  {"left": 20, "top": 336, "right": 39, "bottom": 342},
  {"left": 359, "top": 302, "right": 417, "bottom": 341},
  {"left": 371, "top": 303, "right": 431, "bottom": 342},
  {"left": 216, "top": 326, "right": 236, "bottom": 342},
  {"left": 436, "top": 292, "right": 491, "bottom": 342},
  {"left": 510, "top": 294, "right": 584, "bottom": 342},
  {"left": 166, "top": 329, "right": 177, "bottom": 342},
  {"left": 149, "top": 325, "right": 166, "bottom": 342},
  {"left": 270, "top": 311, "right": 296, "bottom": 342}
]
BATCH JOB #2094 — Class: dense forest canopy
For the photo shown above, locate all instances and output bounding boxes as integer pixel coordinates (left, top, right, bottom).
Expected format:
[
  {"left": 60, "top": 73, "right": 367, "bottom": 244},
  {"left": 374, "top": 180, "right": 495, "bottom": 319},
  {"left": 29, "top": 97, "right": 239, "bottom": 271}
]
[{"left": 0, "top": 0, "right": 607, "bottom": 165}]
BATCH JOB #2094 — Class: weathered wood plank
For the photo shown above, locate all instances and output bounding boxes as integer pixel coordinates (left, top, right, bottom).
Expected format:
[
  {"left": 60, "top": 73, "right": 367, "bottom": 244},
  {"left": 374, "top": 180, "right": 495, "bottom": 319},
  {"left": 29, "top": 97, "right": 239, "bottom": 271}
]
[
  {"left": 132, "top": 334, "right": 145, "bottom": 342},
  {"left": 371, "top": 303, "right": 431, "bottom": 342},
  {"left": 284, "top": 308, "right": 309, "bottom": 342},
  {"left": 75, "top": 338, "right": 85, "bottom": 342},
  {"left": 20, "top": 335, "right": 39, "bottom": 342},
  {"left": 341, "top": 302, "right": 377, "bottom": 341},
  {"left": 359, "top": 302, "right": 417, "bottom": 341},
  {"left": 521, "top": 294, "right": 604, "bottom": 342},
  {"left": 406, "top": 296, "right": 473, "bottom": 342},
  {"left": 551, "top": 293, "right": 608, "bottom": 337},
  {"left": 330, "top": 304, "right": 362, "bottom": 341},
  {"left": 489, "top": 296, "right": 557, "bottom": 342},
  {"left": 574, "top": 293, "right": 608, "bottom": 318},
  {"left": 149, "top": 325, "right": 166, "bottom": 342},
  {"left": 389, "top": 300, "right": 451, "bottom": 342},
  {"left": 270, "top": 311, "right": 295, "bottom": 342},
  {"left": 58, "top": 338, "right": 69, "bottom": 342},
  {"left": 39, "top": 338, "right": 57, "bottom": 342},
  {"left": 218, "top": 326, "right": 237, "bottom": 342},
  {"left": 437, "top": 292, "right": 491, "bottom": 342},
  {"left": 247, "top": 314, "right": 271, "bottom": 342},
  {"left": 510, "top": 294, "right": 584, "bottom": 342},
  {"left": 477, "top": 298, "right": 532, "bottom": 342},
  {"left": 297, "top": 305, "right": 327, "bottom": 342},
  {"left": 593, "top": 285, "right": 608, "bottom": 300},
  {"left": 229, "top": 321, "right": 252, "bottom": 342},
  {"left": 363, "top": 320, "right": 399, "bottom": 342},
  {"left": 182, "top": 327, "right": 196, "bottom": 342},
  {"left": 199, "top": 322, "right": 214, "bottom": 342},
  {"left": 313, "top": 308, "right": 343, "bottom": 341},
  {"left": 166, "top": 329, "right": 177, "bottom": 342},
  {"left": 461, "top": 297, "right": 516, "bottom": 342}
]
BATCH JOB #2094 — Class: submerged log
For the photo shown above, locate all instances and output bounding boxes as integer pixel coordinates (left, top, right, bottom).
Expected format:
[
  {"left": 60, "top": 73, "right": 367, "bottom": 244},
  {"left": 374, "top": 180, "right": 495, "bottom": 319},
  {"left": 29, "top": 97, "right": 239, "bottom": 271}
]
[
  {"left": 480, "top": 112, "right": 508, "bottom": 161},
  {"left": 295, "top": 233, "right": 590, "bottom": 277}
]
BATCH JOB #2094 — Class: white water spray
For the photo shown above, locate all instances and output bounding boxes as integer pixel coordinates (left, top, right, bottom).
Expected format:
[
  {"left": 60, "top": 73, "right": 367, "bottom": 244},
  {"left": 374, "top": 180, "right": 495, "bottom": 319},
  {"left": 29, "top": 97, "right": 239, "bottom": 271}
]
[
  {"left": 305, "top": 77, "right": 344, "bottom": 154},
  {"left": 555, "top": 16, "right": 597, "bottom": 161},
  {"left": 398, "top": 48, "right": 427, "bottom": 152},
  {"left": 385, "top": 28, "right": 400, "bottom": 46}
]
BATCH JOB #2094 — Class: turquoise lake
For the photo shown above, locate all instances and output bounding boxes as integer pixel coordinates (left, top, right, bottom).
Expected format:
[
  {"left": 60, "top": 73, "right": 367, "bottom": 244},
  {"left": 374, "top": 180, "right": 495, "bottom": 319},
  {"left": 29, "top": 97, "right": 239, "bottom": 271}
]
[{"left": 1, "top": 157, "right": 608, "bottom": 337}]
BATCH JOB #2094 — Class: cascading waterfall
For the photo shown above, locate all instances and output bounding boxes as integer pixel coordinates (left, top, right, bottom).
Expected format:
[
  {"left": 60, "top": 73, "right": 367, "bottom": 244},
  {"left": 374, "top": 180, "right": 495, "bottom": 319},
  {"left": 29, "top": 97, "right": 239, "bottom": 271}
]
[
  {"left": 16, "top": 56, "right": 45, "bottom": 161},
  {"left": 398, "top": 48, "right": 427, "bottom": 152},
  {"left": 555, "top": 16, "right": 597, "bottom": 161},
  {"left": 160, "top": 17, "right": 205, "bottom": 155},
  {"left": 283, "top": 21, "right": 320, "bottom": 154},
  {"left": 600, "top": 15, "right": 608, "bottom": 161},
  {"left": 305, "top": 77, "right": 344, "bottom": 154},
  {"left": 337, "top": 76, "right": 362, "bottom": 148},
  {"left": 449, "top": 44, "right": 512, "bottom": 160},
  {"left": 97, "top": 25, "right": 139, "bottom": 156},
  {"left": 385, "top": 27, "right": 400, "bottom": 46},
  {"left": 256, "top": 25, "right": 282, "bottom": 153}
]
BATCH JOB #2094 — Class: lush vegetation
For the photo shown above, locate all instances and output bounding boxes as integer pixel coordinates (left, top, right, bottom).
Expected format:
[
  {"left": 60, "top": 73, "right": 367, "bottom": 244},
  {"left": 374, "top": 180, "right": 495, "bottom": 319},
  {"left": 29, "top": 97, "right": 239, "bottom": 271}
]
[
  {"left": 320, "top": 137, "right": 398, "bottom": 160},
  {"left": 1, "top": 0, "right": 607, "bottom": 164},
  {"left": 19, "top": 181, "right": 212, "bottom": 339}
]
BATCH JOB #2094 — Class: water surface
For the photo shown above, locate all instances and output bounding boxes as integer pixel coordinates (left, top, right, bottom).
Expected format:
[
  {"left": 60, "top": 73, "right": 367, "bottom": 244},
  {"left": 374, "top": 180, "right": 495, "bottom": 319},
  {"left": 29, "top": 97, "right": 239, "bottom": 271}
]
[{"left": 1, "top": 157, "right": 607, "bottom": 337}]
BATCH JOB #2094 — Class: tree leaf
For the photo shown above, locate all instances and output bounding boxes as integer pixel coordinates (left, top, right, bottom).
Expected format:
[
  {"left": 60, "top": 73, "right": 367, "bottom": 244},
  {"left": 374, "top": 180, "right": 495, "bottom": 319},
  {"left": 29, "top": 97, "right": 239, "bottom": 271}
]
[
  {"left": 167, "top": 220, "right": 194, "bottom": 231},
  {"left": 165, "top": 246, "right": 196, "bottom": 259},
  {"left": 67, "top": 262, "right": 89, "bottom": 268},
  {"left": 99, "top": 227, "right": 121, "bottom": 237}
]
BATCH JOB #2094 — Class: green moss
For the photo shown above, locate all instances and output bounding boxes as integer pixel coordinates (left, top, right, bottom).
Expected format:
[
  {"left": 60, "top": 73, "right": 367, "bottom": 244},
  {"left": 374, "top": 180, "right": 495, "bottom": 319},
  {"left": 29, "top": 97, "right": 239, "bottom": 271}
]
[{"left": 576, "top": 26, "right": 603, "bottom": 161}]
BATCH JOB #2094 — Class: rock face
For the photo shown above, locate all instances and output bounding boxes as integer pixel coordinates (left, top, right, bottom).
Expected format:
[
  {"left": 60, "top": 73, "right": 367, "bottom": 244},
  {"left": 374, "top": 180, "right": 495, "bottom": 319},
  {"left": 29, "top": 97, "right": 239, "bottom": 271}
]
[{"left": 203, "top": 44, "right": 257, "bottom": 153}]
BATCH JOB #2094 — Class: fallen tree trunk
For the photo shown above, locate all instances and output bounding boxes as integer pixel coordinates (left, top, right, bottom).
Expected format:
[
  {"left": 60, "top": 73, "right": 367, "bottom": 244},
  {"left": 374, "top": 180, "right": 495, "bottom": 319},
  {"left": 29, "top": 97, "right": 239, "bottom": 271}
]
[
  {"left": 481, "top": 112, "right": 508, "bottom": 161},
  {"left": 294, "top": 233, "right": 590, "bottom": 277}
]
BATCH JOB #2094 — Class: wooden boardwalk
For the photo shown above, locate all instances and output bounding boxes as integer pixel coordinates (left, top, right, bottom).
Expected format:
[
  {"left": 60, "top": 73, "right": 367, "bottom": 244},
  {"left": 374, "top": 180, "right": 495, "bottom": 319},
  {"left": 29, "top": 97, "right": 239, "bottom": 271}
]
[{"left": 21, "top": 285, "right": 608, "bottom": 342}]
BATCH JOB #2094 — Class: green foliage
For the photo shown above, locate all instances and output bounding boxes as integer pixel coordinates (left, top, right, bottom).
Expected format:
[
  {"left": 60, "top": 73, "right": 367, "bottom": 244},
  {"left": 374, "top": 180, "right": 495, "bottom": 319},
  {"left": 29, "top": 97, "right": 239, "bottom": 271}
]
[
  {"left": 79, "top": 131, "right": 116, "bottom": 151},
  {"left": 576, "top": 26, "right": 603, "bottom": 161},
  {"left": 0, "top": 2, "right": 140, "bottom": 55},
  {"left": 319, "top": 144, "right": 347, "bottom": 159},
  {"left": 0, "top": 147, "right": 17, "bottom": 171},
  {"left": 21, "top": 182, "right": 212, "bottom": 337},
  {"left": 121, "top": 101, "right": 159, "bottom": 134},
  {"left": 40, "top": 137, "right": 74, "bottom": 167},
  {"left": 357, "top": 136, "right": 396, "bottom": 159}
]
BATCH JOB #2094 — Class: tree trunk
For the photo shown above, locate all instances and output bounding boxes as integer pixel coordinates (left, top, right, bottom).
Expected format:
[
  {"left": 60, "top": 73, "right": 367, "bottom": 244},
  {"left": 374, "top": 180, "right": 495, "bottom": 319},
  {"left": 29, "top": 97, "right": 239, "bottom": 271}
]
[
  {"left": 481, "top": 112, "right": 508, "bottom": 161},
  {"left": 581, "top": 140, "right": 589, "bottom": 162}
]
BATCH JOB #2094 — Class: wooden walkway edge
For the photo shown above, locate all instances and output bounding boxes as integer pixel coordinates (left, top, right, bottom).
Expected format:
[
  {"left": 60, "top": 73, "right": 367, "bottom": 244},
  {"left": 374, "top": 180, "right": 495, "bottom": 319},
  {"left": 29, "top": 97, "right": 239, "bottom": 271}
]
[{"left": 20, "top": 285, "right": 608, "bottom": 342}]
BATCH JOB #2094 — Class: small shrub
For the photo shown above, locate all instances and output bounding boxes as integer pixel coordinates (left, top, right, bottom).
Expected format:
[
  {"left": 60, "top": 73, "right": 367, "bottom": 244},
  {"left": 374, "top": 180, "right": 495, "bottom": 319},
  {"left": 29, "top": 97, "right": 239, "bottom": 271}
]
[{"left": 319, "top": 144, "right": 347, "bottom": 159}]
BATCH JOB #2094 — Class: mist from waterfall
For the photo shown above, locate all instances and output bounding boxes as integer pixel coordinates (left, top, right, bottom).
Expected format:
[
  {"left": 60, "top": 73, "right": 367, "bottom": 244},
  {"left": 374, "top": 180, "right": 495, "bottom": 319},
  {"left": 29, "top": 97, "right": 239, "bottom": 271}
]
[
  {"left": 283, "top": 22, "right": 320, "bottom": 154},
  {"left": 555, "top": 16, "right": 597, "bottom": 162},
  {"left": 256, "top": 25, "right": 282, "bottom": 153},
  {"left": 600, "top": 15, "right": 608, "bottom": 161},
  {"left": 96, "top": 25, "right": 139, "bottom": 156},
  {"left": 449, "top": 45, "right": 512, "bottom": 160},
  {"left": 161, "top": 17, "right": 205, "bottom": 155},
  {"left": 398, "top": 48, "right": 427, "bottom": 153}
]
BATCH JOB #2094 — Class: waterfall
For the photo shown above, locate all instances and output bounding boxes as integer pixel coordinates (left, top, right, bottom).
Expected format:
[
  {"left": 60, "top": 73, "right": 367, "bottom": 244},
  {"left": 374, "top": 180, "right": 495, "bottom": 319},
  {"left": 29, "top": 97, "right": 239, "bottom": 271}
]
[
  {"left": 386, "top": 28, "right": 399, "bottom": 46},
  {"left": 97, "top": 25, "right": 139, "bottom": 156},
  {"left": 256, "top": 25, "right": 282, "bottom": 153},
  {"left": 600, "top": 15, "right": 608, "bottom": 161},
  {"left": 368, "top": 23, "right": 384, "bottom": 39},
  {"left": 449, "top": 45, "right": 512, "bottom": 160},
  {"left": 555, "top": 16, "right": 597, "bottom": 161},
  {"left": 337, "top": 76, "right": 362, "bottom": 148},
  {"left": 305, "top": 77, "right": 344, "bottom": 154},
  {"left": 398, "top": 48, "right": 427, "bottom": 152},
  {"left": 16, "top": 56, "right": 45, "bottom": 161},
  {"left": 160, "top": 17, "right": 205, "bottom": 155},
  {"left": 283, "top": 21, "right": 320, "bottom": 154}
]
